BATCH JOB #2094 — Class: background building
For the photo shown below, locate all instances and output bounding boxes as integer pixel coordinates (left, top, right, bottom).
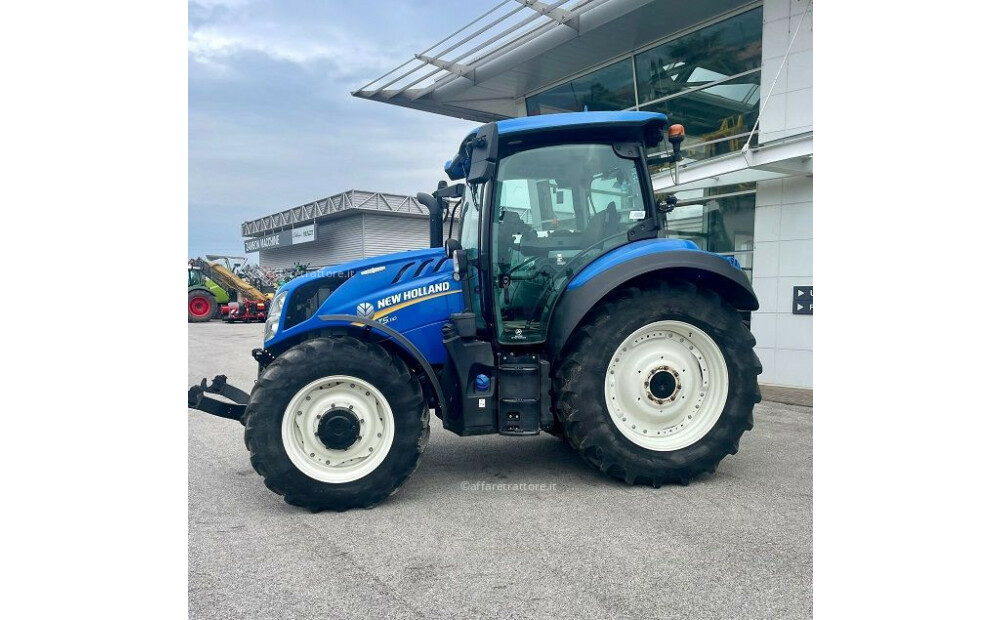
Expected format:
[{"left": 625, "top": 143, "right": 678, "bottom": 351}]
[
  {"left": 242, "top": 189, "right": 459, "bottom": 271},
  {"left": 353, "top": 0, "right": 813, "bottom": 390}
]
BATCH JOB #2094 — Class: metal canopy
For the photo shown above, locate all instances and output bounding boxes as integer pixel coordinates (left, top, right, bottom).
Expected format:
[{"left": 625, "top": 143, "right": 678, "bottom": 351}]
[
  {"left": 651, "top": 132, "right": 813, "bottom": 193},
  {"left": 242, "top": 190, "right": 428, "bottom": 237},
  {"left": 353, "top": 0, "right": 756, "bottom": 122}
]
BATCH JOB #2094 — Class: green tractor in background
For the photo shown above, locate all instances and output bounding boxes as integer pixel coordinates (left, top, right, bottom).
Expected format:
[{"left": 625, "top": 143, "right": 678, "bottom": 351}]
[
  {"left": 189, "top": 255, "right": 277, "bottom": 323},
  {"left": 188, "top": 265, "right": 229, "bottom": 322}
]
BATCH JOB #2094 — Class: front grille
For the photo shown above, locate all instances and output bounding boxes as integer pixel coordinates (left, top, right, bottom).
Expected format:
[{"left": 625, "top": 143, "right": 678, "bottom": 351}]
[{"left": 284, "top": 276, "right": 351, "bottom": 329}]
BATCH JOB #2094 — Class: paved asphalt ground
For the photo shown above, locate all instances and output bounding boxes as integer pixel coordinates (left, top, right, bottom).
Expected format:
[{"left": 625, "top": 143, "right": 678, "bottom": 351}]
[{"left": 189, "top": 322, "right": 812, "bottom": 619}]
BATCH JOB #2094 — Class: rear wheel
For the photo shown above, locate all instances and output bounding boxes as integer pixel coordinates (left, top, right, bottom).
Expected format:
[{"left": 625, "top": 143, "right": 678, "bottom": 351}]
[
  {"left": 188, "top": 290, "right": 215, "bottom": 322},
  {"left": 243, "top": 337, "right": 429, "bottom": 511},
  {"left": 554, "top": 281, "right": 761, "bottom": 486}
]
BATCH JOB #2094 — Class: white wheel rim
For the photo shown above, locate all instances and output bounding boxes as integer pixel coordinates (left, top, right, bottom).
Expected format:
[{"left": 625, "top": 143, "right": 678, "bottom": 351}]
[
  {"left": 605, "top": 320, "right": 729, "bottom": 451},
  {"left": 281, "top": 376, "right": 395, "bottom": 483}
]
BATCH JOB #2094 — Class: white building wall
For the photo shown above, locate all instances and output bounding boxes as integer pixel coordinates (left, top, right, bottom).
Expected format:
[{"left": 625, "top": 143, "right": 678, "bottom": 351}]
[
  {"left": 760, "top": 0, "right": 813, "bottom": 143},
  {"left": 752, "top": 0, "right": 813, "bottom": 389}
]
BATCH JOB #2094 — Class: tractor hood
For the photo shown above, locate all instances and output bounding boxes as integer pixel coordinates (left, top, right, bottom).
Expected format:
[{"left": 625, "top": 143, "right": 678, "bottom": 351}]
[{"left": 266, "top": 247, "right": 464, "bottom": 365}]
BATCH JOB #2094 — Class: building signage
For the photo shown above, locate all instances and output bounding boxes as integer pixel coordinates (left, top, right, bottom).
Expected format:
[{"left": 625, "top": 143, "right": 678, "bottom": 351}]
[
  {"left": 792, "top": 286, "right": 813, "bottom": 315},
  {"left": 244, "top": 224, "right": 316, "bottom": 253},
  {"left": 292, "top": 223, "right": 315, "bottom": 245},
  {"left": 244, "top": 233, "right": 283, "bottom": 253}
]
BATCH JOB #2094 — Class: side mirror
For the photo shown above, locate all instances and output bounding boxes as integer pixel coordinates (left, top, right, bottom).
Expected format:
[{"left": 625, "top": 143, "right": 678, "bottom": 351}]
[
  {"left": 444, "top": 238, "right": 462, "bottom": 258},
  {"left": 433, "top": 182, "right": 465, "bottom": 200},
  {"left": 657, "top": 194, "right": 677, "bottom": 213},
  {"left": 451, "top": 249, "right": 468, "bottom": 282}
]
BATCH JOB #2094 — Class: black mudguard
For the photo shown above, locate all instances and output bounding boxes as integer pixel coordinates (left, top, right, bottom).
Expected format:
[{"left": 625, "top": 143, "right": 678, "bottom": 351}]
[{"left": 317, "top": 314, "right": 449, "bottom": 418}]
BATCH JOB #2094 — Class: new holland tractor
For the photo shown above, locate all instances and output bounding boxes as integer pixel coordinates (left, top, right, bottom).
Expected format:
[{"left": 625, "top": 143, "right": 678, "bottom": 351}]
[{"left": 189, "top": 111, "right": 761, "bottom": 511}]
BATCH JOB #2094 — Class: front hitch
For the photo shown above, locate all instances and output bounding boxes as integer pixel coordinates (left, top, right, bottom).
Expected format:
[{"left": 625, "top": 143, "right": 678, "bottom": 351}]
[{"left": 188, "top": 375, "right": 250, "bottom": 422}]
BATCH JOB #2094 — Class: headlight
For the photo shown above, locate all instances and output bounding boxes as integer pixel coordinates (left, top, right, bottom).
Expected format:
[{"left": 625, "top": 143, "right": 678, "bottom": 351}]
[
  {"left": 268, "top": 291, "right": 287, "bottom": 318},
  {"left": 264, "top": 291, "right": 287, "bottom": 342}
]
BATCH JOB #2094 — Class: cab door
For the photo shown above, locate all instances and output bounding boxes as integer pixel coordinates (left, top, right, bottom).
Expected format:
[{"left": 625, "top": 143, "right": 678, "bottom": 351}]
[{"left": 488, "top": 142, "right": 649, "bottom": 345}]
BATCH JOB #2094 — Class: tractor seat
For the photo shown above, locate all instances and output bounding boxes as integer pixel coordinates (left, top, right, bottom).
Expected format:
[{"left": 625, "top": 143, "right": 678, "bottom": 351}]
[{"left": 586, "top": 201, "right": 621, "bottom": 244}]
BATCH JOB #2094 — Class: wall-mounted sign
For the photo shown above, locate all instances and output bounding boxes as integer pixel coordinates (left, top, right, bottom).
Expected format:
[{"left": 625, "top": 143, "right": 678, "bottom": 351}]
[
  {"left": 244, "top": 224, "right": 316, "bottom": 253},
  {"left": 792, "top": 286, "right": 813, "bottom": 315},
  {"left": 292, "top": 223, "right": 315, "bottom": 245},
  {"left": 244, "top": 233, "right": 283, "bottom": 253}
]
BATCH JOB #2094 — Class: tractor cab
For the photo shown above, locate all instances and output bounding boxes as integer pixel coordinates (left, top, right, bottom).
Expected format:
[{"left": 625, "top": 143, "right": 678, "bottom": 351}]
[
  {"left": 424, "top": 112, "right": 709, "bottom": 437},
  {"left": 444, "top": 112, "right": 668, "bottom": 346}
]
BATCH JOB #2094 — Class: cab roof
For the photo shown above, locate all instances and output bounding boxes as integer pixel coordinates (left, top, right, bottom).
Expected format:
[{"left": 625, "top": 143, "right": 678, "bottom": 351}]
[
  {"left": 445, "top": 111, "right": 668, "bottom": 179},
  {"left": 495, "top": 111, "right": 667, "bottom": 137}
]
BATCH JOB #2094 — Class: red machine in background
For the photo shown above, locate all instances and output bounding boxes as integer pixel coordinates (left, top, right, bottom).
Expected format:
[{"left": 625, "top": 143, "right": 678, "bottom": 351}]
[{"left": 189, "top": 257, "right": 271, "bottom": 323}]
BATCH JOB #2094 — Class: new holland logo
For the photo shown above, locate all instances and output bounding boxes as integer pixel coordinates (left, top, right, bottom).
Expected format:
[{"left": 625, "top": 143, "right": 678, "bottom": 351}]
[
  {"left": 376, "top": 281, "right": 450, "bottom": 310},
  {"left": 356, "top": 302, "right": 374, "bottom": 319}
]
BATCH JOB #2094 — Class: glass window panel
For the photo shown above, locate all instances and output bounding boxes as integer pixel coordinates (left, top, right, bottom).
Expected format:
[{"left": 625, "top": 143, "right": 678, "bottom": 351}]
[
  {"left": 635, "top": 8, "right": 763, "bottom": 105},
  {"left": 660, "top": 186, "right": 756, "bottom": 278},
  {"left": 526, "top": 59, "right": 635, "bottom": 115},
  {"left": 644, "top": 70, "right": 761, "bottom": 173}
]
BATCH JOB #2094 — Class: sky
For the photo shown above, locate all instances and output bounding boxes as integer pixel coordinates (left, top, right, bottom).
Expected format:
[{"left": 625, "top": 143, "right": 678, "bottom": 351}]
[{"left": 188, "top": 0, "right": 490, "bottom": 259}]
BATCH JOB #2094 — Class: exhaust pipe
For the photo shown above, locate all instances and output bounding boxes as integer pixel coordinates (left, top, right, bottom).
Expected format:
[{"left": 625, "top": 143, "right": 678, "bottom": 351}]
[{"left": 417, "top": 192, "right": 443, "bottom": 248}]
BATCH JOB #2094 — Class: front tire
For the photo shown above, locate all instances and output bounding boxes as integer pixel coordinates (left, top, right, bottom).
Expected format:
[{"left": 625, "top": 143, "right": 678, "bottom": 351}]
[
  {"left": 243, "top": 337, "right": 429, "bottom": 511},
  {"left": 554, "top": 281, "right": 761, "bottom": 486}
]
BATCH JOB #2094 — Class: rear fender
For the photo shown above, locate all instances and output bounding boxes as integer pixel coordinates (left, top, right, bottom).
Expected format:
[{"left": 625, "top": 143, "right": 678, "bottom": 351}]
[{"left": 547, "top": 246, "right": 757, "bottom": 359}]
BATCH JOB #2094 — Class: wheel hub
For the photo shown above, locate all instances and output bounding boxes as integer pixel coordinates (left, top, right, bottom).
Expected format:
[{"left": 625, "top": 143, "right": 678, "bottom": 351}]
[
  {"left": 316, "top": 408, "right": 361, "bottom": 450},
  {"left": 605, "top": 320, "right": 729, "bottom": 451},
  {"left": 281, "top": 376, "right": 395, "bottom": 484},
  {"left": 646, "top": 366, "right": 681, "bottom": 404}
]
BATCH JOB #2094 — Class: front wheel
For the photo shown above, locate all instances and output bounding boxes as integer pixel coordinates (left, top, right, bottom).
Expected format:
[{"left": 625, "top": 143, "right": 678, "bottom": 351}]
[
  {"left": 243, "top": 337, "right": 429, "bottom": 511},
  {"left": 554, "top": 281, "right": 761, "bottom": 486}
]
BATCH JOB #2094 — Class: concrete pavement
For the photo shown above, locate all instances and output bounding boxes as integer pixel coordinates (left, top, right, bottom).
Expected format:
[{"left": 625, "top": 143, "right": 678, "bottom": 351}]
[{"left": 189, "top": 322, "right": 812, "bottom": 619}]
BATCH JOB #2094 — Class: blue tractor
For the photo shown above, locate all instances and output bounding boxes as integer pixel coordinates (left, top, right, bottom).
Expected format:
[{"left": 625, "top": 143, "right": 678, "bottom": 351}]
[{"left": 189, "top": 111, "right": 761, "bottom": 511}]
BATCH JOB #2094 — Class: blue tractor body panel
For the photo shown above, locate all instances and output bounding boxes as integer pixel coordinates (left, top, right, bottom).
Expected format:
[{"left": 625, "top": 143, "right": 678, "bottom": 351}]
[
  {"left": 567, "top": 239, "right": 703, "bottom": 290},
  {"left": 267, "top": 248, "right": 464, "bottom": 364}
]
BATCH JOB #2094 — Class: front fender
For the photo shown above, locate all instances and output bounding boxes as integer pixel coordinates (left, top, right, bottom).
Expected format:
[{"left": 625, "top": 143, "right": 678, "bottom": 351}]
[
  {"left": 546, "top": 241, "right": 758, "bottom": 358},
  {"left": 313, "top": 314, "right": 448, "bottom": 418}
]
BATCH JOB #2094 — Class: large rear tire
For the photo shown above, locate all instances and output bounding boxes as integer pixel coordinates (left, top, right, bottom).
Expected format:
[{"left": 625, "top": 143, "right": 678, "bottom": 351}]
[
  {"left": 188, "top": 290, "right": 215, "bottom": 323},
  {"left": 554, "top": 281, "right": 761, "bottom": 486},
  {"left": 243, "top": 337, "right": 429, "bottom": 511}
]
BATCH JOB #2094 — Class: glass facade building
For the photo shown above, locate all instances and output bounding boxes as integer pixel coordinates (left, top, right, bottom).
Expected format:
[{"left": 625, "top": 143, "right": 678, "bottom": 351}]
[
  {"left": 526, "top": 7, "right": 763, "bottom": 280},
  {"left": 526, "top": 7, "right": 763, "bottom": 161}
]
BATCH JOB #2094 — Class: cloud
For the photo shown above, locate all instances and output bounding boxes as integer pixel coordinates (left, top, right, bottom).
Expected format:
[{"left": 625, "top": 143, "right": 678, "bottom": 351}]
[{"left": 188, "top": 0, "right": 483, "bottom": 260}]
